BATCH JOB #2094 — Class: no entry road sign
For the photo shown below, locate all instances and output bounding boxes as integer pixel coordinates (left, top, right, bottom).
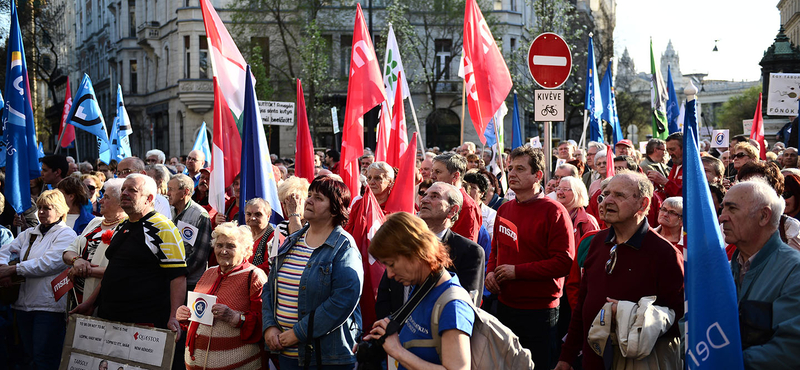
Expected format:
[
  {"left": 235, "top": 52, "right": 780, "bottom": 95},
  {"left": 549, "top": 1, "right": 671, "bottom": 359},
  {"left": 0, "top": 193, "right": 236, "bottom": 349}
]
[{"left": 528, "top": 33, "right": 572, "bottom": 89}]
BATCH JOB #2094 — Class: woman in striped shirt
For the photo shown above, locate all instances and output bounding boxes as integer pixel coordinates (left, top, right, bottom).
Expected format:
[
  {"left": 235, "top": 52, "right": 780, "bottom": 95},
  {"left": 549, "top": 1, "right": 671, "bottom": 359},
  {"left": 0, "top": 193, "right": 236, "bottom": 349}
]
[{"left": 263, "top": 176, "right": 363, "bottom": 370}]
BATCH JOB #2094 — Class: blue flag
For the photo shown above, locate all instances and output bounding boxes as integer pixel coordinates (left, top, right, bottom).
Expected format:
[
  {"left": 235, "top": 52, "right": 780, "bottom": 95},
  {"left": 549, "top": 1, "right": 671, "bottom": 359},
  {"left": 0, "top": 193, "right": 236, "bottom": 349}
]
[
  {"left": 192, "top": 122, "right": 212, "bottom": 168},
  {"left": 600, "top": 61, "right": 623, "bottom": 145},
  {"left": 585, "top": 35, "right": 604, "bottom": 143},
  {"left": 108, "top": 84, "right": 133, "bottom": 162},
  {"left": 2, "top": 1, "right": 40, "bottom": 214},
  {"left": 484, "top": 118, "right": 497, "bottom": 148},
  {"left": 683, "top": 97, "right": 745, "bottom": 370},
  {"left": 238, "top": 65, "right": 284, "bottom": 225},
  {"left": 37, "top": 142, "right": 44, "bottom": 171},
  {"left": 66, "top": 74, "right": 111, "bottom": 163},
  {"left": 666, "top": 66, "right": 681, "bottom": 134},
  {"left": 512, "top": 92, "right": 523, "bottom": 149}
]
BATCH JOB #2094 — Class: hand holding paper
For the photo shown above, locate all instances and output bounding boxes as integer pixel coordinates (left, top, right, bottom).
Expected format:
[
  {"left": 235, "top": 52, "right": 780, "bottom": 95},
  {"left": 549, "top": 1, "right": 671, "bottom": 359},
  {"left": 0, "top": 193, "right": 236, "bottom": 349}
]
[{"left": 187, "top": 291, "right": 217, "bottom": 326}]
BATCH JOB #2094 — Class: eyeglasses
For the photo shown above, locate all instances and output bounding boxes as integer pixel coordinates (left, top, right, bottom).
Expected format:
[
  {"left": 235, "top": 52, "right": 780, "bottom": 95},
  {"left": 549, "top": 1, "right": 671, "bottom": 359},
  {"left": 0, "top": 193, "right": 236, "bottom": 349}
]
[
  {"left": 733, "top": 153, "right": 748, "bottom": 159},
  {"left": 598, "top": 194, "right": 605, "bottom": 204},
  {"left": 606, "top": 245, "right": 618, "bottom": 275},
  {"left": 146, "top": 159, "right": 158, "bottom": 164},
  {"left": 418, "top": 190, "right": 427, "bottom": 196},
  {"left": 86, "top": 185, "right": 96, "bottom": 193},
  {"left": 784, "top": 191, "right": 794, "bottom": 199},
  {"left": 556, "top": 187, "right": 573, "bottom": 193},
  {"left": 659, "top": 207, "right": 682, "bottom": 218}
]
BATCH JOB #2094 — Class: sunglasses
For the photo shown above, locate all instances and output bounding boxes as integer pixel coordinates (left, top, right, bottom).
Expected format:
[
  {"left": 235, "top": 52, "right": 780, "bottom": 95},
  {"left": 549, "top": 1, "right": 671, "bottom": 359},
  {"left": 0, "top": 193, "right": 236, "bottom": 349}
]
[
  {"left": 733, "top": 153, "right": 748, "bottom": 159},
  {"left": 606, "top": 245, "right": 618, "bottom": 275},
  {"left": 418, "top": 191, "right": 427, "bottom": 196},
  {"left": 86, "top": 185, "right": 96, "bottom": 193},
  {"left": 784, "top": 191, "right": 794, "bottom": 199}
]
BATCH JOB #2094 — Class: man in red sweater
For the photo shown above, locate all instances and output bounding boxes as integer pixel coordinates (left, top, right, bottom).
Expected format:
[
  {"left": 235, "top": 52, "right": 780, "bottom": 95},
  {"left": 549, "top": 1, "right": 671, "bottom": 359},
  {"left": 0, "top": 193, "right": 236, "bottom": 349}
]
[
  {"left": 648, "top": 132, "right": 683, "bottom": 198},
  {"left": 555, "top": 172, "right": 684, "bottom": 370},
  {"left": 431, "top": 153, "right": 482, "bottom": 242},
  {"left": 485, "top": 146, "right": 574, "bottom": 368}
]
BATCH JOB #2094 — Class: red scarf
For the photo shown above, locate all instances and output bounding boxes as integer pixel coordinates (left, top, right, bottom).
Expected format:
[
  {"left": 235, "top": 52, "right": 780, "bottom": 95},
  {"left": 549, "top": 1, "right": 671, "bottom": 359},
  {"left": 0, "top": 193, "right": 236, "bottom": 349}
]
[{"left": 187, "top": 262, "right": 251, "bottom": 359}]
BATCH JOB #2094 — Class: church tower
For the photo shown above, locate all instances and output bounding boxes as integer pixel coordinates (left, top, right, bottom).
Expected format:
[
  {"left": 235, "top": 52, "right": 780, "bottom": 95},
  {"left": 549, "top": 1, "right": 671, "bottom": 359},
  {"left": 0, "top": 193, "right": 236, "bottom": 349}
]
[{"left": 661, "top": 40, "right": 683, "bottom": 86}]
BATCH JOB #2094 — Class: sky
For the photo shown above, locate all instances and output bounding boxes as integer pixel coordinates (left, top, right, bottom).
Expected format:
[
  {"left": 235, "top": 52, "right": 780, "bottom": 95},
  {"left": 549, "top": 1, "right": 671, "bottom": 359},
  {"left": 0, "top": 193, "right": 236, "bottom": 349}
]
[{"left": 614, "top": 0, "right": 781, "bottom": 82}]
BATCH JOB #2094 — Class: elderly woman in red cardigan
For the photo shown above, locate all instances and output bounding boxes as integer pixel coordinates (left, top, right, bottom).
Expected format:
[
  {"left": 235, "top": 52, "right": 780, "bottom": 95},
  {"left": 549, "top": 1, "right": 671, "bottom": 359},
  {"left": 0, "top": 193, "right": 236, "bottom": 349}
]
[{"left": 177, "top": 222, "right": 268, "bottom": 370}]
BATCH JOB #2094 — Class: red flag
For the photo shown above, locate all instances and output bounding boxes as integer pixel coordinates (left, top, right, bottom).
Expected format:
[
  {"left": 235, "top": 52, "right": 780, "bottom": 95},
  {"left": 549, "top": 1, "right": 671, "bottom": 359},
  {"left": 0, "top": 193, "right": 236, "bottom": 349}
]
[
  {"left": 341, "top": 3, "right": 387, "bottom": 198},
  {"left": 51, "top": 269, "right": 72, "bottom": 302},
  {"left": 750, "top": 92, "right": 767, "bottom": 160},
  {"left": 375, "top": 102, "right": 391, "bottom": 162},
  {"left": 386, "top": 71, "right": 409, "bottom": 168},
  {"left": 463, "top": 0, "right": 512, "bottom": 145},
  {"left": 344, "top": 187, "right": 386, "bottom": 327},
  {"left": 58, "top": 78, "right": 75, "bottom": 148},
  {"left": 606, "top": 148, "right": 616, "bottom": 179},
  {"left": 384, "top": 132, "right": 418, "bottom": 214},
  {"left": 295, "top": 79, "right": 315, "bottom": 183},
  {"left": 209, "top": 77, "right": 242, "bottom": 213}
]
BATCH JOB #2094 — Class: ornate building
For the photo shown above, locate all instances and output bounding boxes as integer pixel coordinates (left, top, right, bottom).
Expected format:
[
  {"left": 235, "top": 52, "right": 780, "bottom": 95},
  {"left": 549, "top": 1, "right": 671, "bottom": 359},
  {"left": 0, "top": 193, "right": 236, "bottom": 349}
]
[{"left": 778, "top": 0, "right": 800, "bottom": 46}]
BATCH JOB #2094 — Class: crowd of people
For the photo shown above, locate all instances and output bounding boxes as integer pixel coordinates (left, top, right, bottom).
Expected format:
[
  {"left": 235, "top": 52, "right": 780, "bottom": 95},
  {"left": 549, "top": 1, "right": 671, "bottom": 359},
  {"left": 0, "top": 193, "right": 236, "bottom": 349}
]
[{"left": 0, "top": 132, "right": 796, "bottom": 370}]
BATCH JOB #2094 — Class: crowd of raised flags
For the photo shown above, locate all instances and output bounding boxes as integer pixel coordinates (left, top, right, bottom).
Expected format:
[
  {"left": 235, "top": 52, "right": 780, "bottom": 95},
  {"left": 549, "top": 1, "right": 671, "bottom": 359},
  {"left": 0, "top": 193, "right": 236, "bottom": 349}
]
[{"left": 3, "top": 0, "right": 786, "bottom": 367}]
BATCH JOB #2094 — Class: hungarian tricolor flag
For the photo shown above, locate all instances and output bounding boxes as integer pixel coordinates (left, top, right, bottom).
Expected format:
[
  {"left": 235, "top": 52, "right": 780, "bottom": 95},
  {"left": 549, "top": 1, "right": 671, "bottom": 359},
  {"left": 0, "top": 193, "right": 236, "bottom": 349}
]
[
  {"left": 209, "top": 78, "right": 242, "bottom": 214},
  {"left": 58, "top": 77, "right": 75, "bottom": 148},
  {"left": 341, "top": 4, "right": 387, "bottom": 198},
  {"left": 199, "top": 0, "right": 250, "bottom": 118},
  {"left": 462, "top": 0, "right": 512, "bottom": 145},
  {"left": 295, "top": 79, "right": 316, "bottom": 183}
]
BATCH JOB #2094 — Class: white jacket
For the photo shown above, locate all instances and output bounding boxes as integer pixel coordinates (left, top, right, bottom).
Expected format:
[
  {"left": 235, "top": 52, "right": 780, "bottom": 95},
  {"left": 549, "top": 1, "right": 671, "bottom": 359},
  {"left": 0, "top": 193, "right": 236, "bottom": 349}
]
[
  {"left": 0, "top": 222, "right": 77, "bottom": 312},
  {"left": 588, "top": 296, "right": 682, "bottom": 370}
]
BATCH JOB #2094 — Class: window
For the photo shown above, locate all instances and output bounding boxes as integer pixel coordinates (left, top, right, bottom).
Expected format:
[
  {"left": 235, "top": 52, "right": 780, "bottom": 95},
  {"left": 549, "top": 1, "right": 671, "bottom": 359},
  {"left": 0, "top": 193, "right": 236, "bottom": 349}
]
[
  {"left": 129, "top": 7, "right": 136, "bottom": 37},
  {"left": 510, "top": 0, "right": 516, "bottom": 11},
  {"left": 251, "top": 37, "right": 270, "bottom": 78},
  {"left": 340, "top": 35, "right": 352, "bottom": 78},
  {"left": 434, "top": 39, "right": 452, "bottom": 80},
  {"left": 86, "top": 0, "right": 92, "bottom": 20},
  {"left": 184, "top": 36, "right": 191, "bottom": 78},
  {"left": 199, "top": 36, "right": 209, "bottom": 78},
  {"left": 494, "top": 0, "right": 502, "bottom": 10},
  {"left": 130, "top": 60, "right": 138, "bottom": 94},
  {"left": 510, "top": 38, "right": 516, "bottom": 52}
]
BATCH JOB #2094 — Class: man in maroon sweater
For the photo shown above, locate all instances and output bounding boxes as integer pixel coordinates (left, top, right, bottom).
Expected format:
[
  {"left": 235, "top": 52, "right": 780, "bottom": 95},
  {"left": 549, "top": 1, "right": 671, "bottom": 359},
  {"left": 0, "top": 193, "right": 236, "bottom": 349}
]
[
  {"left": 431, "top": 153, "right": 483, "bottom": 242},
  {"left": 555, "top": 172, "right": 684, "bottom": 370},
  {"left": 485, "top": 146, "right": 574, "bottom": 368}
]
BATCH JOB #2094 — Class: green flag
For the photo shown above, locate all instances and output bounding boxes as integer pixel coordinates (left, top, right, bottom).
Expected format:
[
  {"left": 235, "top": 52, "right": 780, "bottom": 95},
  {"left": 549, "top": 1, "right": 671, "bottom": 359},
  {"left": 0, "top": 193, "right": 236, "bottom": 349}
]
[{"left": 650, "top": 39, "right": 669, "bottom": 139}]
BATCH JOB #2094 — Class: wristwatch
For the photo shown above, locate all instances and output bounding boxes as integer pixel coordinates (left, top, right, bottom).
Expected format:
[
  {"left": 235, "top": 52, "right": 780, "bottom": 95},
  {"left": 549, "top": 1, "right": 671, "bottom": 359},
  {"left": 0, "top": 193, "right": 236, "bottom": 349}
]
[{"left": 238, "top": 313, "right": 246, "bottom": 327}]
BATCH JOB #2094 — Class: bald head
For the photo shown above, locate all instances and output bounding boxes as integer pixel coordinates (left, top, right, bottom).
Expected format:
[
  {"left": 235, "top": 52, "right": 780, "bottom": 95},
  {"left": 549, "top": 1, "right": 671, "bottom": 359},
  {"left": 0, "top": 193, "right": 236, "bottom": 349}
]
[{"left": 187, "top": 150, "right": 206, "bottom": 174}]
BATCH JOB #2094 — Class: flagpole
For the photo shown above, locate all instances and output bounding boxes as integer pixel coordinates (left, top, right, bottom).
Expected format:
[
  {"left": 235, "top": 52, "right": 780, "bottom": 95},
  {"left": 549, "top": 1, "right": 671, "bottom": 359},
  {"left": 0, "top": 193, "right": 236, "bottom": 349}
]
[
  {"left": 75, "top": 137, "right": 80, "bottom": 163},
  {"left": 544, "top": 120, "right": 552, "bottom": 183},
  {"left": 461, "top": 80, "right": 466, "bottom": 145},
  {"left": 492, "top": 111, "right": 508, "bottom": 193},
  {"left": 405, "top": 97, "right": 426, "bottom": 155},
  {"left": 54, "top": 128, "right": 66, "bottom": 154},
  {"left": 579, "top": 109, "right": 589, "bottom": 148}
]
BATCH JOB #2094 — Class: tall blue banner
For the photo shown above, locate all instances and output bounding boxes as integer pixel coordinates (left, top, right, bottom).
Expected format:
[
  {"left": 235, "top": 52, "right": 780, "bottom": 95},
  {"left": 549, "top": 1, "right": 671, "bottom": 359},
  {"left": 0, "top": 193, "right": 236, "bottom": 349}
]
[
  {"left": 585, "top": 35, "right": 604, "bottom": 143},
  {"left": 683, "top": 97, "right": 745, "bottom": 370},
  {"left": 66, "top": 74, "right": 111, "bottom": 163},
  {"left": 666, "top": 66, "right": 681, "bottom": 134},
  {"left": 2, "top": 0, "right": 40, "bottom": 214},
  {"left": 600, "top": 61, "right": 623, "bottom": 145}
]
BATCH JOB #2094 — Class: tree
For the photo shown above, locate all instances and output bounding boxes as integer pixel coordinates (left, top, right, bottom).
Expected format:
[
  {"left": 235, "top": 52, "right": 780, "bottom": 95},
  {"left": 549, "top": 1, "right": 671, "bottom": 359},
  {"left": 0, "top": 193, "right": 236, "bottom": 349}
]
[
  {"left": 615, "top": 90, "right": 651, "bottom": 138},
  {"left": 510, "top": 0, "right": 590, "bottom": 141},
  {"left": 228, "top": 0, "right": 337, "bottom": 145},
  {"left": 715, "top": 84, "right": 762, "bottom": 136}
]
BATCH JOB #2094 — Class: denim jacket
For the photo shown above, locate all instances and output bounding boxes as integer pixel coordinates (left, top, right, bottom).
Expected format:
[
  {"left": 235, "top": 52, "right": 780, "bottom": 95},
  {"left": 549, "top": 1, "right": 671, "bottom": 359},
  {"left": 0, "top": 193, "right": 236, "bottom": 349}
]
[{"left": 262, "top": 224, "right": 364, "bottom": 366}]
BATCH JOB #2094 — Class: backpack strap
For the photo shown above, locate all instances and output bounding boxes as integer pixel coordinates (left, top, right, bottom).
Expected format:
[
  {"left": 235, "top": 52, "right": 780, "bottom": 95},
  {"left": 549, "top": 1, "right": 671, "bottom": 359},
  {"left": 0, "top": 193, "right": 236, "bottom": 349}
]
[{"left": 402, "top": 286, "right": 474, "bottom": 358}]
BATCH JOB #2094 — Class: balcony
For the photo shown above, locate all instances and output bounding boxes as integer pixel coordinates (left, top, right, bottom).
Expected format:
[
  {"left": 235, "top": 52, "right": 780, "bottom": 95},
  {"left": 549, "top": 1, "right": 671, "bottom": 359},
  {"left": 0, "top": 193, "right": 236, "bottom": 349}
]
[
  {"left": 178, "top": 79, "right": 214, "bottom": 113},
  {"left": 137, "top": 21, "right": 160, "bottom": 52}
]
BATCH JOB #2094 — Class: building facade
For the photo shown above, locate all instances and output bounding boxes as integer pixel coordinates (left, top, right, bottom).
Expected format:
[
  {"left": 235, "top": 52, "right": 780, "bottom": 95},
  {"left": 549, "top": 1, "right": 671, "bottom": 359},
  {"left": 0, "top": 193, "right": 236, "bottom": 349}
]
[{"left": 778, "top": 0, "right": 800, "bottom": 46}]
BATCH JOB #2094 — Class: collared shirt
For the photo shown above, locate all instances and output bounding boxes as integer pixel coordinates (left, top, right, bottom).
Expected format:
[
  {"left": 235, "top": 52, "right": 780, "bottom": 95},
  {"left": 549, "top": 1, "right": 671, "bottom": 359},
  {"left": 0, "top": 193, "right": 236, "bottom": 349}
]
[
  {"left": 605, "top": 217, "right": 651, "bottom": 250},
  {"left": 736, "top": 250, "right": 759, "bottom": 284}
]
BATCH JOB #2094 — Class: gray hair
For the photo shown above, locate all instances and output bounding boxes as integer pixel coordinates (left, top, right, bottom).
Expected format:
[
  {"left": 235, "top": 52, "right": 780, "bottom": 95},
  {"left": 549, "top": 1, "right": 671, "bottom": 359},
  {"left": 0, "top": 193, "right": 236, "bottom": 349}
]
[
  {"left": 78, "top": 161, "right": 93, "bottom": 173},
  {"left": 433, "top": 153, "right": 467, "bottom": 178},
  {"left": 646, "top": 139, "right": 666, "bottom": 155},
  {"left": 587, "top": 141, "right": 607, "bottom": 153},
  {"left": 126, "top": 173, "right": 158, "bottom": 199},
  {"left": 170, "top": 173, "right": 195, "bottom": 192},
  {"left": 433, "top": 181, "right": 463, "bottom": 222},
  {"left": 662, "top": 196, "right": 683, "bottom": 215},
  {"left": 737, "top": 178, "right": 784, "bottom": 230},
  {"left": 102, "top": 178, "right": 125, "bottom": 201},
  {"left": 145, "top": 149, "right": 166, "bottom": 164},
  {"left": 556, "top": 163, "right": 579, "bottom": 178},
  {"left": 121, "top": 157, "right": 146, "bottom": 173},
  {"left": 559, "top": 176, "right": 590, "bottom": 209},
  {"left": 367, "top": 161, "right": 396, "bottom": 180},
  {"left": 245, "top": 197, "right": 271, "bottom": 213}
]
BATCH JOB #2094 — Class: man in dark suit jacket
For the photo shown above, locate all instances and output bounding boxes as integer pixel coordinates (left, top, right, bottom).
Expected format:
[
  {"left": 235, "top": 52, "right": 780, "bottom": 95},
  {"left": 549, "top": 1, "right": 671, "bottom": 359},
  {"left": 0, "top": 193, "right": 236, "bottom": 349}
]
[{"left": 375, "top": 182, "right": 485, "bottom": 319}]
